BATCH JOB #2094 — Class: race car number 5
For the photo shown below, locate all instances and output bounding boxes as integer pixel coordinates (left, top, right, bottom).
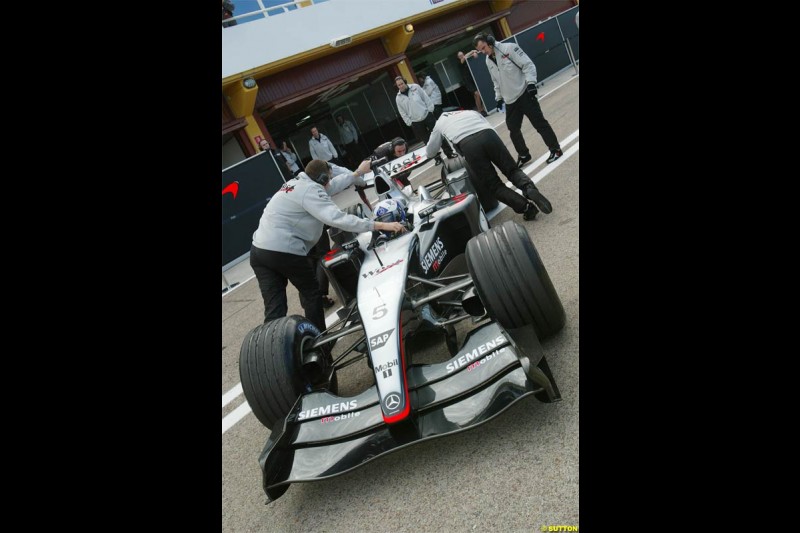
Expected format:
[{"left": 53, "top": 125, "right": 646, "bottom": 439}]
[{"left": 373, "top": 304, "right": 387, "bottom": 319}]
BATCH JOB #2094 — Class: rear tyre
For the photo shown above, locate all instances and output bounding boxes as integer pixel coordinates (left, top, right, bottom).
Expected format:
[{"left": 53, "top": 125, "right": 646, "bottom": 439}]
[
  {"left": 466, "top": 220, "right": 565, "bottom": 339},
  {"left": 239, "top": 315, "right": 337, "bottom": 430}
]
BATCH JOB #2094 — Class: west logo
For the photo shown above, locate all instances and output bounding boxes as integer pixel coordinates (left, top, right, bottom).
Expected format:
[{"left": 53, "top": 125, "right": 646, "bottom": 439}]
[{"left": 362, "top": 259, "right": 403, "bottom": 278}]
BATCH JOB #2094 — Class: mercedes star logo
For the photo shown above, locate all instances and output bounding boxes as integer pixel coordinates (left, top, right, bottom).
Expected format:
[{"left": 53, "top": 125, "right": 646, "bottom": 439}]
[{"left": 385, "top": 393, "right": 401, "bottom": 410}]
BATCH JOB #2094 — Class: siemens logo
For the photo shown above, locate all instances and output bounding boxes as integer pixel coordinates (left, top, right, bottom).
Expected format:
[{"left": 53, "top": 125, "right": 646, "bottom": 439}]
[
  {"left": 445, "top": 335, "right": 507, "bottom": 373},
  {"left": 297, "top": 399, "right": 358, "bottom": 420},
  {"left": 421, "top": 237, "right": 445, "bottom": 274}
]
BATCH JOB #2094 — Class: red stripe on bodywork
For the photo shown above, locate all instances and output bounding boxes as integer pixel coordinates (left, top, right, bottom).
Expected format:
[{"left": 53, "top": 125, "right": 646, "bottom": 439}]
[{"left": 383, "top": 320, "right": 410, "bottom": 424}]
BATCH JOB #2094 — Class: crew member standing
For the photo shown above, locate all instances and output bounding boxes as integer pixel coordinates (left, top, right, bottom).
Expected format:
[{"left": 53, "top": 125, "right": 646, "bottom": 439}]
[
  {"left": 308, "top": 126, "right": 342, "bottom": 166},
  {"left": 473, "top": 33, "right": 563, "bottom": 167},
  {"left": 394, "top": 76, "right": 456, "bottom": 160}
]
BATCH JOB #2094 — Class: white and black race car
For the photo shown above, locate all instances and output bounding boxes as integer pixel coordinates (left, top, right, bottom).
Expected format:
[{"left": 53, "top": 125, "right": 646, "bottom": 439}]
[{"left": 239, "top": 156, "right": 565, "bottom": 503}]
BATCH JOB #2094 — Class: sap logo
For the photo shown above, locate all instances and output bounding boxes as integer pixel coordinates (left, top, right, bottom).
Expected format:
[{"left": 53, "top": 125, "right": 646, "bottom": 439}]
[
  {"left": 297, "top": 399, "right": 358, "bottom": 420},
  {"left": 369, "top": 329, "right": 395, "bottom": 350}
]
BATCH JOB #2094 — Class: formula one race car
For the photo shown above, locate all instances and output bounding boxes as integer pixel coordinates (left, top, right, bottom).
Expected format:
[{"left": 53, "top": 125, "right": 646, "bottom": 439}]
[{"left": 239, "top": 158, "right": 566, "bottom": 502}]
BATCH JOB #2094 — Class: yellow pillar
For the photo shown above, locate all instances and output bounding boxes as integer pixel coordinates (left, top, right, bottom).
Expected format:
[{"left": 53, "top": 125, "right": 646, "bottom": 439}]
[
  {"left": 490, "top": 1, "right": 514, "bottom": 40},
  {"left": 397, "top": 60, "right": 415, "bottom": 84},
  {"left": 383, "top": 23, "right": 415, "bottom": 56},
  {"left": 223, "top": 79, "right": 258, "bottom": 119},
  {"left": 497, "top": 18, "right": 512, "bottom": 40},
  {"left": 298, "top": 0, "right": 312, "bottom": 7},
  {"left": 490, "top": 0, "right": 514, "bottom": 11},
  {"left": 223, "top": 79, "right": 263, "bottom": 152}
]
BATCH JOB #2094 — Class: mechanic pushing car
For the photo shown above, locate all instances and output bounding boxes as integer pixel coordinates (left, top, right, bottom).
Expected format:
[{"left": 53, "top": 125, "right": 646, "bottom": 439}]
[
  {"left": 426, "top": 109, "right": 553, "bottom": 220},
  {"left": 250, "top": 159, "right": 406, "bottom": 332}
]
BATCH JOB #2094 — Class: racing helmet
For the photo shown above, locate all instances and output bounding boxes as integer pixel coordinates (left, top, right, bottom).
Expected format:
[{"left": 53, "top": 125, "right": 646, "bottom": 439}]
[{"left": 373, "top": 199, "right": 407, "bottom": 236}]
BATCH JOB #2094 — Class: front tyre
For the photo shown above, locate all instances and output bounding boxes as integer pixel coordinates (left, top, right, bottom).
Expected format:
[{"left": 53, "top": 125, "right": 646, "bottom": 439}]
[
  {"left": 466, "top": 220, "right": 565, "bottom": 339},
  {"left": 239, "top": 315, "right": 337, "bottom": 430}
]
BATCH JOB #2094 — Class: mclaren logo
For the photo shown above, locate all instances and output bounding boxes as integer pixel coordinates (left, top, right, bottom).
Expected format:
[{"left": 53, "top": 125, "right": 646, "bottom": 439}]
[
  {"left": 369, "top": 329, "right": 394, "bottom": 350},
  {"left": 384, "top": 393, "right": 401, "bottom": 411},
  {"left": 222, "top": 181, "right": 239, "bottom": 199}
]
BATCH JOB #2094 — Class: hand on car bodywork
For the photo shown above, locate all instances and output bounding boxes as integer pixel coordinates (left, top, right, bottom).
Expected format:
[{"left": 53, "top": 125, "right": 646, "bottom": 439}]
[{"left": 375, "top": 221, "right": 406, "bottom": 234}]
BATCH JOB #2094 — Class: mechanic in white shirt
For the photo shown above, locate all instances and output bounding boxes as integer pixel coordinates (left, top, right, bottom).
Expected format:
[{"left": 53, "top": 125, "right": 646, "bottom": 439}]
[
  {"left": 473, "top": 32, "right": 563, "bottom": 167},
  {"left": 426, "top": 109, "right": 553, "bottom": 221},
  {"left": 308, "top": 126, "right": 342, "bottom": 166},
  {"left": 251, "top": 159, "right": 405, "bottom": 331},
  {"left": 395, "top": 76, "right": 457, "bottom": 160}
]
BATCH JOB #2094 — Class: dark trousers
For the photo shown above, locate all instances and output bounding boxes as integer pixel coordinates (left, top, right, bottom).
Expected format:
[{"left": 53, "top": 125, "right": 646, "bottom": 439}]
[
  {"left": 411, "top": 113, "right": 454, "bottom": 157},
  {"left": 457, "top": 129, "right": 541, "bottom": 214},
  {"left": 505, "top": 92, "right": 561, "bottom": 157},
  {"left": 308, "top": 231, "right": 331, "bottom": 297},
  {"left": 250, "top": 244, "right": 326, "bottom": 333}
]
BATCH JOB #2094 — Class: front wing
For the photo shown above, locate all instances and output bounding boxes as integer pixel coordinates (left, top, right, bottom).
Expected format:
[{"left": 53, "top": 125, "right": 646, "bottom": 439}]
[{"left": 258, "top": 321, "right": 560, "bottom": 502}]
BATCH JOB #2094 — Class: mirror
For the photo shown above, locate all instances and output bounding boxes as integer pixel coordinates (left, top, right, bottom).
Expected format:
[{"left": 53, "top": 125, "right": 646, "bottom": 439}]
[{"left": 418, "top": 184, "right": 432, "bottom": 201}]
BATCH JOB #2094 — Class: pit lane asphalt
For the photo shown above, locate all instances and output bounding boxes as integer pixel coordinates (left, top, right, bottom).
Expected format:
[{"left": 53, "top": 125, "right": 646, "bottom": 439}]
[{"left": 222, "top": 68, "right": 579, "bottom": 532}]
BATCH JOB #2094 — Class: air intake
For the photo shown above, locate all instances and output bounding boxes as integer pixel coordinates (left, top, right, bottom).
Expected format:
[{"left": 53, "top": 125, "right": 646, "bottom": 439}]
[{"left": 330, "top": 36, "right": 352, "bottom": 47}]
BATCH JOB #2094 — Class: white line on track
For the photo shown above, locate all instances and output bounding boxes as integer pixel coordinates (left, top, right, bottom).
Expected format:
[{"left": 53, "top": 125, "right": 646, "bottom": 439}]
[
  {"left": 222, "top": 382, "right": 243, "bottom": 408},
  {"left": 221, "top": 75, "right": 579, "bottom": 302},
  {"left": 223, "top": 79, "right": 579, "bottom": 436},
  {"left": 221, "top": 137, "right": 579, "bottom": 435},
  {"left": 222, "top": 400, "right": 252, "bottom": 434},
  {"left": 221, "top": 274, "right": 256, "bottom": 298},
  {"left": 538, "top": 73, "right": 579, "bottom": 101}
]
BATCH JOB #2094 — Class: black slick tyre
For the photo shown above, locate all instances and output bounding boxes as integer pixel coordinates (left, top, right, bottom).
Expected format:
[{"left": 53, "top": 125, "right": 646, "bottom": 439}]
[
  {"left": 465, "top": 220, "right": 565, "bottom": 338},
  {"left": 239, "top": 315, "right": 336, "bottom": 430}
]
